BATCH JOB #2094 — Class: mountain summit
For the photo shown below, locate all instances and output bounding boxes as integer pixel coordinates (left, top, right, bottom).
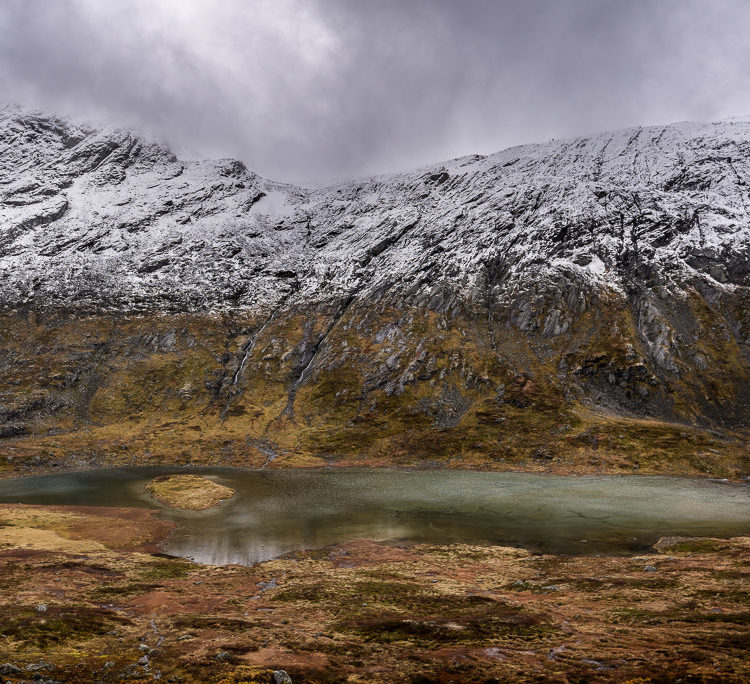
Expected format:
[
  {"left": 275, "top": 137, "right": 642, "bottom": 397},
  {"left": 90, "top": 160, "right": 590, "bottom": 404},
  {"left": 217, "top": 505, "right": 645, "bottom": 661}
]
[{"left": 1, "top": 107, "right": 748, "bottom": 475}]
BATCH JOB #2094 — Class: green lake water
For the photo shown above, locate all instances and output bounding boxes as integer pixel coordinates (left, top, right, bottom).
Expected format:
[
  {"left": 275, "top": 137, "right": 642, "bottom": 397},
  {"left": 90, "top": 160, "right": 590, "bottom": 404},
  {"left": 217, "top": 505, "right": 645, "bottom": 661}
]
[{"left": 0, "top": 467, "right": 747, "bottom": 565}]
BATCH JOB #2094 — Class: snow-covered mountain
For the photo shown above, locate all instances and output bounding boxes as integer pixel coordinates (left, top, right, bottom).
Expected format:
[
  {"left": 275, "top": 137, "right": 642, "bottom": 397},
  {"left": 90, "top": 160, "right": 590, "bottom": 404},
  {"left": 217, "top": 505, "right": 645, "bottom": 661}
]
[
  {"left": 2, "top": 104, "right": 749, "bottom": 312},
  {"left": 1, "top": 105, "right": 748, "bottom": 475}
]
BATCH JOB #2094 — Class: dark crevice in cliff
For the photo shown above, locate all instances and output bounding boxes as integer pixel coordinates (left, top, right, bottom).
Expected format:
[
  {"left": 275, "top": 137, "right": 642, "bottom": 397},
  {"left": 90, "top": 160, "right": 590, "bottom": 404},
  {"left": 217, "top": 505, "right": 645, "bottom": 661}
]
[
  {"left": 280, "top": 295, "right": 356, "bottom": 422},
  {"left": 276, "top": 216, "right": 423, "bottom": 423}
]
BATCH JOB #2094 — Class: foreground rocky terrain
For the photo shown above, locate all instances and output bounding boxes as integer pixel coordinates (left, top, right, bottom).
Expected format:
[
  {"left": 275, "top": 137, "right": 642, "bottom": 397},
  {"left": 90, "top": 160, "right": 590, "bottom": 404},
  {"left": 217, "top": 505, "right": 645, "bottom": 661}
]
[
  {"left": 0, "top": 502, "right": 748, "bottom": 683},
  {"left": 1, "top": 105, "right": 749, "bottom": 476}
]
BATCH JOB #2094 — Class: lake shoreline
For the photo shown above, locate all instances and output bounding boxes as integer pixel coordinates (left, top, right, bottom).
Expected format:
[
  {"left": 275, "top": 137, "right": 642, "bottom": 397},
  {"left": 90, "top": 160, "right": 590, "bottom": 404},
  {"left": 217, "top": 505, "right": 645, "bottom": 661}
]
[
  {"left": 0, "top": 500, "right": 748, "bottom": 683},
  {"left": 1, "top": 459, "right": 748, "bottom": 484},
  {"left": 0, "top": 467, "right": 747, "bottom": 681},
  {"left": 0, "top": 465, "right": 747, "bottom": 564}
]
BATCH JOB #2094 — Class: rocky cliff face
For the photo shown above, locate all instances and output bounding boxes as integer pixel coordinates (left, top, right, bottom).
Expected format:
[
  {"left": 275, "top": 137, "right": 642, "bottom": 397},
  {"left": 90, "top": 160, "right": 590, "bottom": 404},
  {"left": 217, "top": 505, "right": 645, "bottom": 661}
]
[{"left": 1, "top": 105, "right": 748, "bottom": 476}]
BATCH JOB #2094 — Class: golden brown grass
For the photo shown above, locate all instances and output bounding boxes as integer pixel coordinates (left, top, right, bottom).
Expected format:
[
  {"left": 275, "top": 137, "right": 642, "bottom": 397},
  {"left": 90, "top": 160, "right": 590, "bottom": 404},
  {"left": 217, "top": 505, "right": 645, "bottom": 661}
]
[
  {"left": 1, "top": 308, "right": 748, "bottom": 481},
  {"left": 145, "top": 474, "right": 235, "bottom": 510}
]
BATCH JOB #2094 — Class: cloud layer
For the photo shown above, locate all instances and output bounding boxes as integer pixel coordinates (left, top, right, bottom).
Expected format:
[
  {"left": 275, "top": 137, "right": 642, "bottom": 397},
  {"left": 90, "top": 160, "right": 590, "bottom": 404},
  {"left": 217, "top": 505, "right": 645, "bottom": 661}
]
[{"left": 1, "top": 0, "right": 749, "bottom": 183}]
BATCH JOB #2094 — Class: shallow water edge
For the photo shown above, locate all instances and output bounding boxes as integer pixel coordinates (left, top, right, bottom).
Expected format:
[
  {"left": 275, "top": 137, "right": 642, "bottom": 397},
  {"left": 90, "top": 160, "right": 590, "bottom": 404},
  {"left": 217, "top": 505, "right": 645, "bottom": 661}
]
[{"left": 0, "top": 465, "right": 747, "bottom": 565}]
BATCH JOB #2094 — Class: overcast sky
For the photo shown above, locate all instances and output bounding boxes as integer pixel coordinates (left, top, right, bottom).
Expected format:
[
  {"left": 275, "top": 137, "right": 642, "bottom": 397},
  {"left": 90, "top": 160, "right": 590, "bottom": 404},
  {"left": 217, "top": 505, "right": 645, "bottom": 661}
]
[{"left": 1, "top": 0, "right": 749, "bottom": 184}]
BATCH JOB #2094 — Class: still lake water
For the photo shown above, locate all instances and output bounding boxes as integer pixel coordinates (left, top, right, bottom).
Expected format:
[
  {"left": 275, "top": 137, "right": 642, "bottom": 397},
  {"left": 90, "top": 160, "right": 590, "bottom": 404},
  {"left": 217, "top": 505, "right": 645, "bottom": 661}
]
[{"left": 0, "top": 467, "right": 747, "bottom": 565}]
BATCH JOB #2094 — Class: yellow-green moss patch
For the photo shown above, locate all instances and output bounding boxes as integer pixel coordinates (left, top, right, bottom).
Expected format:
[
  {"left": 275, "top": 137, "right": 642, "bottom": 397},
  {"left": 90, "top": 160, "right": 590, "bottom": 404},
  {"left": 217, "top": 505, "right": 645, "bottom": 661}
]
[{"left": 145, "top": 474, "right": 235, "bottom": 510}]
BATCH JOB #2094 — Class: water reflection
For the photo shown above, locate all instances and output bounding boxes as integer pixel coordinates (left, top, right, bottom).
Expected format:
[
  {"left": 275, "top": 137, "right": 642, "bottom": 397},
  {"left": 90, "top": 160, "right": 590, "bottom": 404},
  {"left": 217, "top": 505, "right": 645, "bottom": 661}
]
[{"left": 0, "top": 467, "right": 747, "bottom": 565}]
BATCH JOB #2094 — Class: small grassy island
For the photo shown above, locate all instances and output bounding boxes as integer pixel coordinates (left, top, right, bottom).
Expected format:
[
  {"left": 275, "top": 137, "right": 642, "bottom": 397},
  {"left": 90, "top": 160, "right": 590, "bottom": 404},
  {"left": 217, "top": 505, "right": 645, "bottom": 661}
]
[{"left": 145, "top": 474, "right": 235, "bottom": 510}]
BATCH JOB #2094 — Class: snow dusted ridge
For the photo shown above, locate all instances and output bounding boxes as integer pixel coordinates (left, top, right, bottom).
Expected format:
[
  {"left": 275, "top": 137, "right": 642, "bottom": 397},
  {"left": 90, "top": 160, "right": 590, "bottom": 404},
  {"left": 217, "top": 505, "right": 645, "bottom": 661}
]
[{"left": 1, "top": 103, "right": 749, "bottom": 315}]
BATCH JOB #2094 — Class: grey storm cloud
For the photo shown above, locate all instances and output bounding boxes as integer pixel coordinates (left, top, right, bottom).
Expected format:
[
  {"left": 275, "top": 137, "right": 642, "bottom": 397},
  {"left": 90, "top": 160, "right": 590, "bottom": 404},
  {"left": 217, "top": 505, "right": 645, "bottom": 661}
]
[{"left": 1, "top": 0, "right": 750, "bottom": 184}]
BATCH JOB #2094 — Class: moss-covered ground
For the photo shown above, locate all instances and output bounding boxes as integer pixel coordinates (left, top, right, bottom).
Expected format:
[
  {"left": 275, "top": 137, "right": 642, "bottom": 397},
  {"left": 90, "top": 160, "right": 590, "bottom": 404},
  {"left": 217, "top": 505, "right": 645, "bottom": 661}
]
[{"left": 0, "top": 502, "right": 747, "bottom": 682}]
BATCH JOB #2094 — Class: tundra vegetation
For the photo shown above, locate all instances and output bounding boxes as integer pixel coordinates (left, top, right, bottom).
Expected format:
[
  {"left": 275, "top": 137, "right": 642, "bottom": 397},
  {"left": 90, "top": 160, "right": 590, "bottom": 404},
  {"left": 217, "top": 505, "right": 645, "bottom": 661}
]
[{"left": 0, "top": 505, "right": 747, "bottom": 682}]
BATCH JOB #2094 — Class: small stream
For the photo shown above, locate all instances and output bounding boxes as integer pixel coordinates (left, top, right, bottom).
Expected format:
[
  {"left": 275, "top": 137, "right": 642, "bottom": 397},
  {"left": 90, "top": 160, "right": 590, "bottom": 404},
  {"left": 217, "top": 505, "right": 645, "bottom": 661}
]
[{"left": 0, "top": 467, "right": 747, "bottom": 565}]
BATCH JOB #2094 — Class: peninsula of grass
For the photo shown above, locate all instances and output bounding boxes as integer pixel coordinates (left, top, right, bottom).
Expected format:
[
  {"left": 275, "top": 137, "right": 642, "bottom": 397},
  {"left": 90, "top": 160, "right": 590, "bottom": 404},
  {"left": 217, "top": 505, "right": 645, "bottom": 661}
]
[{"left": 145, "top": 474, "right": 235, "bottom": 510}]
